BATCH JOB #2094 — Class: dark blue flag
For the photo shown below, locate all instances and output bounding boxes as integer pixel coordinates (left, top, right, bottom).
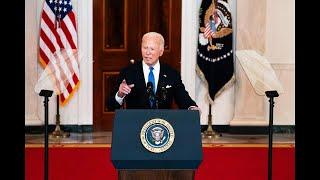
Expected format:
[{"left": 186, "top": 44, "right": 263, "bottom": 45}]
[{"left": 196, "top": 0, "right": 235, "bottom": 102}]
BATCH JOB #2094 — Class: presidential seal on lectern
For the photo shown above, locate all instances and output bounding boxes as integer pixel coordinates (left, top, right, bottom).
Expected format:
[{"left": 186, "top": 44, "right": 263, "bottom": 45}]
[{"left": 140, "top": 118, "right": 175, "bottom": 153}]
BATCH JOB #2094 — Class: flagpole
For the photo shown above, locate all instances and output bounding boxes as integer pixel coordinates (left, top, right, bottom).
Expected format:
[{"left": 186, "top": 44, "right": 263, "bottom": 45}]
[
  {"left": 203, "top": 104, "right": 220, "bottom": 139},
  {"left": 49, "top": 95, "right": 70, "bottom": 138}
]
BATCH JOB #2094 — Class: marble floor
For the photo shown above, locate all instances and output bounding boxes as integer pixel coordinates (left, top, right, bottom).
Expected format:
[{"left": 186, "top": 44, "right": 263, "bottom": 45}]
[{"left": 25, "top": 131, "right": 295, "bottom": 148}]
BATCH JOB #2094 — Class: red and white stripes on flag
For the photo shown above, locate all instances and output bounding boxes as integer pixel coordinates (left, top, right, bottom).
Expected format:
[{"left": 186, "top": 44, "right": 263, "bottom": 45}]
[
  {"left": 204, "top": 22, "right": 214, "bottom": 38},
  {"left": 39, "top": 0, "right": 79, "bottom": 105}
]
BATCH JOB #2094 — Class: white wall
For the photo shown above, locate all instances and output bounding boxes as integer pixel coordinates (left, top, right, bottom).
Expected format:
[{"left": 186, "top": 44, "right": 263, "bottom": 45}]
[
  {"left": 265, "top": 0, "right": 295, "bottom": 125},
  {"left": 265, "top": 0, "right": 294, "bottom": 64},
  {"left": 231, "top": 0, "right": 295, "bottom": 126}
]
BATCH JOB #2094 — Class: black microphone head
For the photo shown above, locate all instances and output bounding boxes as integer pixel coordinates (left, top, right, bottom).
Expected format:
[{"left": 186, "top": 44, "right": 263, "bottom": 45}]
[{"left": 160, "top": 86, "right": 167, "bottom": 100}]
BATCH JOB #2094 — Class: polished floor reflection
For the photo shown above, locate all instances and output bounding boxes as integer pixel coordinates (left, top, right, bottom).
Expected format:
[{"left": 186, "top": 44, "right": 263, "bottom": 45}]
[{"left": 25, "top": 131, "right": 295, "bottom": 147}]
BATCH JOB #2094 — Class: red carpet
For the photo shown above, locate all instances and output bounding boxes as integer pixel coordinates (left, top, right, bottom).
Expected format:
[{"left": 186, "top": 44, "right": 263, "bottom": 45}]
[{"left": 25, "top": 145, "right": 294, "bottom": 180}]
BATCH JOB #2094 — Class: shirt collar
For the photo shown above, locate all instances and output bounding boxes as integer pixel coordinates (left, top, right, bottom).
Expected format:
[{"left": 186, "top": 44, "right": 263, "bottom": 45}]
[{"left": 142, "top": 60, "right": 160, "bottom": 72}]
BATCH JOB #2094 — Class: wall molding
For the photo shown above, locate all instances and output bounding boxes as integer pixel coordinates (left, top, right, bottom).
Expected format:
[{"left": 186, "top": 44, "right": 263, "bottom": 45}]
[
  {"left": 25, "top": 125, "right": 295, "bottom": 135},
  {"left": 271, "top": 63, "right": 295, "bottom": 70},
  {"left": 25, "top": 114, "right": 42, "bottom": 125},
  {"left": 201, "top": 125, "right": 295, "bottom": 134},
  {"left": 25, "top": 125, "right": 93, "bottom": 134}
]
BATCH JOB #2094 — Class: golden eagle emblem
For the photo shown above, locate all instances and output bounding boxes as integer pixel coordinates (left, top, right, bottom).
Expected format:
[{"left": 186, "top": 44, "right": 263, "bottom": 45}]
[{"left": 199, "top": 0, "right": 232, "bottom": 51}]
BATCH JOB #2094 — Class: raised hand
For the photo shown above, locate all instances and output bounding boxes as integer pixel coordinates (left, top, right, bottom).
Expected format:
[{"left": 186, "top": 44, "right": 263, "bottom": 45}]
[{"left": 117, "top": 79, "right": 135, "bottom": 98}]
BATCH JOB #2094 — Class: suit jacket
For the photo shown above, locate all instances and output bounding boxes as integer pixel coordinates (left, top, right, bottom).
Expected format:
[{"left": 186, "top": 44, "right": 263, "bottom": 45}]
[{"left": 107, "top": 60, "right": 197, "bottom": 110}]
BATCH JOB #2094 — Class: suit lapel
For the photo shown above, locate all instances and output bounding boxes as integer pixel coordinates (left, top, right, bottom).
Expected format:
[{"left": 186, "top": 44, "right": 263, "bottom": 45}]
[
  {"left": 157, "top": 63, "right": 166, "bottom": 95},
  {"left": 136, "top": 61, "right": 146, "bottom": 89}
]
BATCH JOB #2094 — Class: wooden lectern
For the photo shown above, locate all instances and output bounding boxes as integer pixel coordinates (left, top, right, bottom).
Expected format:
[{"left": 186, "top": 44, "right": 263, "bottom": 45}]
[
  {"left": 111, "top": 109, "right": 203, "bottom": 180},
  {"left": 118, "top": 170, "right": 194, "bottom": 180}
]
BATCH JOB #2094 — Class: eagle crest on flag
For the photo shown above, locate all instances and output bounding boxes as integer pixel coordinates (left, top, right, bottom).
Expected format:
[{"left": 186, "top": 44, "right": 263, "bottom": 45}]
[
  {"left": 199, "top": 0, "right": 232, "bottom": 51},
  {"left": 196, "top": 0, "right": 234, "bottom": 102}
]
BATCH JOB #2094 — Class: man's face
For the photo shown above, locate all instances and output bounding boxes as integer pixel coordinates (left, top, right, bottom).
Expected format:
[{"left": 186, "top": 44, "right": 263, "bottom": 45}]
[{"left": 141, "top": 37, "right": 164, "bottom": 66}]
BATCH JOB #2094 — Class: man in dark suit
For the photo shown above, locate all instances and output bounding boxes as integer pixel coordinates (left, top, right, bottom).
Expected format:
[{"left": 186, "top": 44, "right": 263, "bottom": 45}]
[{"left": 108, "top": 32, "right": 200, "bottom": 111}]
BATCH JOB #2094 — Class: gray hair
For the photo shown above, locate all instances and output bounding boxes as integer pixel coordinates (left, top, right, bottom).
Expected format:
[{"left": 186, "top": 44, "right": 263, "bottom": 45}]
[{"left": 142, "top": 32, "right": 165, "bottom": 50}]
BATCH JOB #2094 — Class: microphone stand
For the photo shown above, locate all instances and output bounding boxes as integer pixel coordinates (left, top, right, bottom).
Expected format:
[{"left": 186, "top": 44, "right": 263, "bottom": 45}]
[
  {"left": 149, "top": 92, "right": 157, "bottom": 109},
  {"left": 159, "top": 86, "right": 167, "bottom": 108},
  {"left": 155, "top": 97, "right": 159, "bottom": 109},
  {"left": 147, "top": 82, "right": 157, "bottom": 109},
  {"left": 154, "top": 87, "right": 159, "bottom": 109}
]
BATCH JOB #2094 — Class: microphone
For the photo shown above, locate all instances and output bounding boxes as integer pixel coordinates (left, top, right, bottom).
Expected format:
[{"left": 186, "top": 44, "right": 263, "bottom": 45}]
[
  {"left": 160, "top": 86, "right": 167, "bottom": 101},
  {"left": 146, "top": 82, "right": 153, "bottom": 94},
  {"left": 146, "top": 82, "right": 157, "bottom": 109}
]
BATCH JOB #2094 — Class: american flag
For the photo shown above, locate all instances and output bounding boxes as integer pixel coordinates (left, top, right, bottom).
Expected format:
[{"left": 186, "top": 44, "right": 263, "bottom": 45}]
[{"left": 39, "top": 0, "right": 79, "bottom": 105}]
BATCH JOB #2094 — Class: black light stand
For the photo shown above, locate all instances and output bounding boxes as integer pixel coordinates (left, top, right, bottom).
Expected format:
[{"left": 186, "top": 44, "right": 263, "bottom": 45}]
[
  {"left": 39, "top": 90, "right": 53, "bottom": 180},
  {"left": 265, "top": 90, "right": 279, "bottom": 180}
]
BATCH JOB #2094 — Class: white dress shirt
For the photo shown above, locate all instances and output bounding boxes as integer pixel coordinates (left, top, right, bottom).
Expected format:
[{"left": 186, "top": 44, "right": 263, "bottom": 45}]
[{"left": 142, "top": 60, "right": 160, "bottom": 92}]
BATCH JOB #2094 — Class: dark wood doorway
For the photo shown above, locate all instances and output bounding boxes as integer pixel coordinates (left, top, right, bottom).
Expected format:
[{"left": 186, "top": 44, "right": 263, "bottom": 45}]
[{"left": 93, "top": 0, "right": 182, "bottom": 131}]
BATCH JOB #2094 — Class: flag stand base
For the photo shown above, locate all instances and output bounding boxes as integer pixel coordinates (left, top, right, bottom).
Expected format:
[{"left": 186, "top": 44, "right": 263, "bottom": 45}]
[
  {"left": 49, "top": 114, "right": 70, "bottom": 138},
  {"left": 202, "top": 104, "right": 220, "bottom": 139},
  {"left": 203, "top": 128, "right": 220, "bottom": 139},
  {"left": 202, "top": 114, "right": 220, "bottom": 139},
  {"left": 49, "top": 127, "right": 70, "bottom": 138}
]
